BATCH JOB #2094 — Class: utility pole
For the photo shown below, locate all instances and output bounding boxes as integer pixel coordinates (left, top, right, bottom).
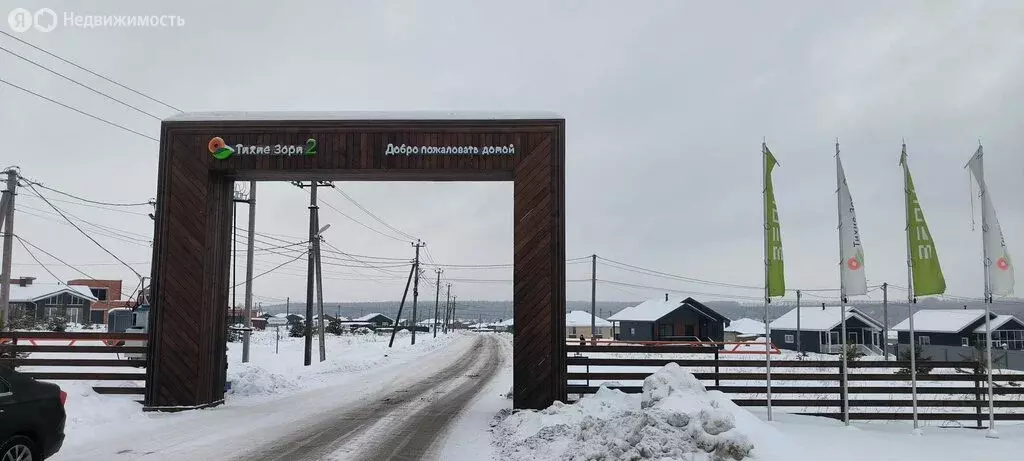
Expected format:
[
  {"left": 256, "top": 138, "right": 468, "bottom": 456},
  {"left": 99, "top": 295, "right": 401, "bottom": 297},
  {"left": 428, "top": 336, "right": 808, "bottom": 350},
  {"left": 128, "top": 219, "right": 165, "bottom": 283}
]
[
  {"left": 411, "top": 240, "right": 424, "bottom": 345},
  {"left": 0, "top": 168, "right": 16, "bottom": 329},
  {"left": 444, "top": 283, "right": 451, "bottom": 333},
  {"left": 303, "top": 181, "right": 318, "bottom": 366},
  {"left": 286, "top": 297, "right": 290, "bottom": 316},
  {"left": 314, "top": 217, "right": 326, "bottom": 362},
  {"left": 241, "top": 181, "right": 256, "bottom": 363},
  {"left": 882, "top": 283, "right": 889, "bottom": 357},
  {"left": 433, "top": 268, "right": 442, "bottom": 338},
  {"left": 591, "top": 254, "right": 597, "bottom": 341}
]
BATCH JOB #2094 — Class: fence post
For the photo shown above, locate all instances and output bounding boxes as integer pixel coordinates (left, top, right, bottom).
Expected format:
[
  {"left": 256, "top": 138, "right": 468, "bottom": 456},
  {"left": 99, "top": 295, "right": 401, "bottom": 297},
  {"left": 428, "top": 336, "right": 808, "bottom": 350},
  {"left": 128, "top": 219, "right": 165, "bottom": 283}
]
[
  {"left": 714, "top": 347, "right": 720, "bottom": 388},
  {"left": 975, "top": 361, "right": 984, "bottom": 429},
  {"left": 839, "top": 358, "right": 848, "bottom": 423}
]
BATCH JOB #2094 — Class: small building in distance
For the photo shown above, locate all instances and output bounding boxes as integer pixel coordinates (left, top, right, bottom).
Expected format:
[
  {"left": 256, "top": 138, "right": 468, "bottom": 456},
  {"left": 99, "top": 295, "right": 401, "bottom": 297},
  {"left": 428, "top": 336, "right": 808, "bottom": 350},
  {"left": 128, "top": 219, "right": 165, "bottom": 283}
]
[
  {"left": 67, "top": 279, "right": 135, "bottom": 324},
  {"left": 565, "top": 310, "right": 613, "bottom": 339},
  {"left": 769, "top": 305, "right": 884, "bottom": 355},
  {"left": 891, "top": 309, "right": 1006, "bottom": 348},
  {"left": 352, "top": 313, "right": 394, "bottom": 328},
  {"left": 609, "top": 296, "right": 729, "bottom": 343},
  {"left": 724, "top": 318, "right": 765, "bottom": 343}
]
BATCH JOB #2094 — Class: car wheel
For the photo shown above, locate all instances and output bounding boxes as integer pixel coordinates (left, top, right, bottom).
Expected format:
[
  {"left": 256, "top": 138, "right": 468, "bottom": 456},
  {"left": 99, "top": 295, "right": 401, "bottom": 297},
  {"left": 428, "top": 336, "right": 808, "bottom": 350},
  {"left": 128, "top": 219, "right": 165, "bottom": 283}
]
[{"left": 0, "top": 435, "right": 37, "bottom": 461}]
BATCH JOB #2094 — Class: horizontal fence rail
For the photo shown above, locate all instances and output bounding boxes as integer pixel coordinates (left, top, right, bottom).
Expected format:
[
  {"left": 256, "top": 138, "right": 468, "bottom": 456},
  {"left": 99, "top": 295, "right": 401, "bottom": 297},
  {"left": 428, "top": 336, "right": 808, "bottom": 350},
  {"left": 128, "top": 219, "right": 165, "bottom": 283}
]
[
  {"left": 1, "top": 331, "right": 148, "bottom": 396},
  {"left": 566, "top": 344, "right": 1024, "bottom": 424}
]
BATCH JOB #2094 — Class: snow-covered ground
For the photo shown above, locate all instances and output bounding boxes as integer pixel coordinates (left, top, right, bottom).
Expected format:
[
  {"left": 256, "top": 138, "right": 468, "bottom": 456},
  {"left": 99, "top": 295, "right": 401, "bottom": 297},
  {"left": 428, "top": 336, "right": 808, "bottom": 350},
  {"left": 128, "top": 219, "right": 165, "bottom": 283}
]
[
  {"left": 32, "top": 328, "right": 471, "bottom": 459},
  {"left": 493, "top": 362, "right": 1024, "bottom": 461}
]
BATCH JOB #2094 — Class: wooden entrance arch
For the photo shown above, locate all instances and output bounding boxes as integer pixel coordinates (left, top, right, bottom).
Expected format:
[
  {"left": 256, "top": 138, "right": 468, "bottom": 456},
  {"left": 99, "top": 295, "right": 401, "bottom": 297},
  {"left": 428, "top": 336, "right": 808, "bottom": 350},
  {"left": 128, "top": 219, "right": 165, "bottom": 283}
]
[{"left": 144, "top": 112, "right": 566, "bottom": 411}]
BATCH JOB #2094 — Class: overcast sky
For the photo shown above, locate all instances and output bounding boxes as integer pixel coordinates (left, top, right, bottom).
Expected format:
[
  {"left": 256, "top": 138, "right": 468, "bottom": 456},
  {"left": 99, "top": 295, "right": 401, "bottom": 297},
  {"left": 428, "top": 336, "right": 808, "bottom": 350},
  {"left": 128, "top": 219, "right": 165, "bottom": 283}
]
[{"left": 1, "top": 0, "right": 1021, "bottom": 306}]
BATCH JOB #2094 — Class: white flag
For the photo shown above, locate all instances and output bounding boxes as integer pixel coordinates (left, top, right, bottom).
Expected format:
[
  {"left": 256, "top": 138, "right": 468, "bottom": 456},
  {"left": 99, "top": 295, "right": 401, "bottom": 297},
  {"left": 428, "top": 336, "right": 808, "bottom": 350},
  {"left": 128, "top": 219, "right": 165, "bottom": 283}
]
[
  {"left": 837, "top": 155, "right": 867, "bottom": 296},
  {"left": 967, "top": 146, "right": 1014, "bottom": 296}
]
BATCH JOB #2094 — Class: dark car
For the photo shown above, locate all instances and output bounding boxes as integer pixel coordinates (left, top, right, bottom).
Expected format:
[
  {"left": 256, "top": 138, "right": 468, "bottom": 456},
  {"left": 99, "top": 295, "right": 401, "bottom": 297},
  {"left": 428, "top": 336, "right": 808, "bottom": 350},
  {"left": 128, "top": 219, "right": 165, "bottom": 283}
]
[{"left": 0, "top": 366, "right": 66, "bottom": 460}]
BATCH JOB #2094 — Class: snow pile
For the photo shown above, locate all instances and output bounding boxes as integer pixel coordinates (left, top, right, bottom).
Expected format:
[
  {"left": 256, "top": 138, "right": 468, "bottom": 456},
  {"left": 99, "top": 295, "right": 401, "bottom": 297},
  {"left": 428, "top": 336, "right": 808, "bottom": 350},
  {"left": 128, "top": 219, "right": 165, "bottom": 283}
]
[
  {"left": 227, "top": 362, "right": 300, "bottom": 397},
  {"left": 494, "top": 363, "right": 769, "bottom": 461}
]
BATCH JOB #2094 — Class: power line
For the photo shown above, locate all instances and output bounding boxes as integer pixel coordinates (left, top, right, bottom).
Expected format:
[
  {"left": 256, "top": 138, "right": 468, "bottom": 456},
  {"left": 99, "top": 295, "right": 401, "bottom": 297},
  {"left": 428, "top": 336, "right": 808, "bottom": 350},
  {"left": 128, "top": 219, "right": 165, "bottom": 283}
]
[
  {"left": 17, "top": 203, "right": 152, "bottom": 241},
  {"left": 13, "top": 236, "right": 137, "bottom": 300},
  {"left": 24, "top": 182, "right": 144, "bottom": 279},
  {"left": 597, "top": 278, "right": 767, "bottom": 302},
  {"left": 0, "top": 77, "right": 159, "bottom": 142},
  {"left": 314, "top": 191, "right": 410, "bottom": 244},
  {"left": 16, "top": 208, "right": 153, "bottom": 248},
  {"left": 0, "top": 30, "right": 182, "bottom": 112},
  {"left": 20, "top": 178, "right": 153, "bottom": 207},
  {"left": 16, "top": 236, "right": 63, "bottom": 284},
  {"left": 233, "top": 250, "right": 308, "bottom": 288},
  {"left": 20, "top": 194, "right": 151, "bottom": 216},
  {"left": 0, "top": 44, "right": 163, "bottom": 120},
  {"left": 335, "top": 187, "right": 418, "bottom": 241}
]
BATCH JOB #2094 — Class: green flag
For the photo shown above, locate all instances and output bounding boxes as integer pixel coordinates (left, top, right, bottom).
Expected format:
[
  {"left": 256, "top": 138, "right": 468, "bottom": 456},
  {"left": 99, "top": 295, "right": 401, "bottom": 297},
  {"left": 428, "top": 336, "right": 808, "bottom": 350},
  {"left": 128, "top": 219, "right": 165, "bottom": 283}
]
[
  {"left": 900, "top": 146, "right": 946, "bottom": 296},
  {"left": 764, "top": 144, "right": 786, "bottom": 297}
]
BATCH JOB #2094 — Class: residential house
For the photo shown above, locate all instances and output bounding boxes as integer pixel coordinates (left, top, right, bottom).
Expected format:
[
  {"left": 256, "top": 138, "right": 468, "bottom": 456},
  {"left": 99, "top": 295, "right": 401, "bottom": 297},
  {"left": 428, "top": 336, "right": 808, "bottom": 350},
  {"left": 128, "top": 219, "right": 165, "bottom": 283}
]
[
  {"left": 974, "top": 315, "right": 1024, "bottom": 350},
  {"left": 353, "top": 313, "right": 394, "bottom": 328},
  {"left": 7, "top": 277, "right": 97, "bottom": 324},
  {"left": 609, "top": 296, "right": 729, "bottom": 342},
  {"left": 769, "top": 305, "right": 884, "bottom": 355},
  {"left": 66, "top": 279, "right": 135, "bottom": 324},
  {"left": 565, "top": 310, "right": 613, "bottom": 339},
  {"left": 892, "top": 309, "right": 1002, "bottom": 348},
  {"left": 493, "top": 318, "right": 513, "bottom": 333}
]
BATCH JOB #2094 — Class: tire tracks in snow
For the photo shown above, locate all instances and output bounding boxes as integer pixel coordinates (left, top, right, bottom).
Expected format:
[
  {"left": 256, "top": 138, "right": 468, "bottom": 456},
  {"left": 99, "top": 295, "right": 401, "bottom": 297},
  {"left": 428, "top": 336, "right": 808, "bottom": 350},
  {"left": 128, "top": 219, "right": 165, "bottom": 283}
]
[{"left": 245, "top": 335, "right": 502, "bottom": 461}]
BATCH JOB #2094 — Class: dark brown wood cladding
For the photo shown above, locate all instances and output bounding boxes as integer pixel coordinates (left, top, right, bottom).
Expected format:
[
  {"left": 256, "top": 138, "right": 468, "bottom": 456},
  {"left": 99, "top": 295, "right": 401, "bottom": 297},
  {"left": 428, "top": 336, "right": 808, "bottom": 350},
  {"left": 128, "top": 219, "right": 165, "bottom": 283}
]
[{"left": 146, "top": 116, "right": 565, "bottom": 411}]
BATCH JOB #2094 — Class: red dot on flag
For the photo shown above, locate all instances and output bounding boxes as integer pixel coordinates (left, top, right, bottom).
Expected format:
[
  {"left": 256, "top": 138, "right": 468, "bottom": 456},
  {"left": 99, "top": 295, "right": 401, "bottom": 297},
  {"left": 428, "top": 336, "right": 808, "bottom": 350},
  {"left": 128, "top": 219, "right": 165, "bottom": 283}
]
[
  {"left": 847, "top": 258, "right": 861, "bottom": 270},
  {"left": 997, "top": 258, "right": 1009, "bottom": 271}
]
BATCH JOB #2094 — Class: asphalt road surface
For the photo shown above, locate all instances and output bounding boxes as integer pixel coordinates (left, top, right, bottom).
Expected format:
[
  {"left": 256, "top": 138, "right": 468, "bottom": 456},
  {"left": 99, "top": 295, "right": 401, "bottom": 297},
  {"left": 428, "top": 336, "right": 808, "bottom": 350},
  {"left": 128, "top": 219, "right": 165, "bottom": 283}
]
[{"left": 242, "top": 334, "right": 504, "bottom": 461}]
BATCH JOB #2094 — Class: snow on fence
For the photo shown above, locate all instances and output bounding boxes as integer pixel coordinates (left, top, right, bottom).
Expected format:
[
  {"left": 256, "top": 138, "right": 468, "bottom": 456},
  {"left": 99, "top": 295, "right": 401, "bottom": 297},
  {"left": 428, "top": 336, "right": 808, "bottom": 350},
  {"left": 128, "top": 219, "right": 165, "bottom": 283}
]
[
  {"left": 565, "top": 343, "right": 1024, "bottom": 425},
  {"left": 0, "top": 331, "right": 148, "bottom": 396}
]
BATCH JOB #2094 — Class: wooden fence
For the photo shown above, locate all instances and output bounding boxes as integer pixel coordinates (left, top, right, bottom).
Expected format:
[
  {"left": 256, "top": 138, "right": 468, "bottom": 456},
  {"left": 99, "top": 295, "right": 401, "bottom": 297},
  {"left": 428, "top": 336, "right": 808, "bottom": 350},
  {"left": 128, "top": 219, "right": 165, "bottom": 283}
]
[
  {"left": 566, "top": 344, "right": 1024, "bottom": 425},
  {"left": 0, "top": 331, "right": 148, "bottom": 396}
]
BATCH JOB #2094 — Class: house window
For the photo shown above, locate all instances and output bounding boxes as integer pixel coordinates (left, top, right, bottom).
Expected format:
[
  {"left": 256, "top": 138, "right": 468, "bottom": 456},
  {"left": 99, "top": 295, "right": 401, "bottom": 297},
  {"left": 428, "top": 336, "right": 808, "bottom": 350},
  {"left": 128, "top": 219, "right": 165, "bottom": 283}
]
[
  {"left": 630, "top": 327, "right": 635, "bottom": 335},
  {"left": 961, "top": 337, "right": 970, "bottom": 347},
  {"left": 784, "top": 334, "right": 794, "bottom": 343},
  {"left": 90, "top": 288, "right": 108, "bottom": 301},
  {"left": 872, "top": 332, "right": 880, "bottom": 346},
  {"left": 918, "top": 336, "right": 930, "bottom": 346},
  {"left": 570, "top": 326, "right": 576, "bottom": 335},
  {"left": 658, "top": 323, "right": 674, "bottom": 338},
  {"left": 829, "top": 331, "right": 840, "bottom": 345}
]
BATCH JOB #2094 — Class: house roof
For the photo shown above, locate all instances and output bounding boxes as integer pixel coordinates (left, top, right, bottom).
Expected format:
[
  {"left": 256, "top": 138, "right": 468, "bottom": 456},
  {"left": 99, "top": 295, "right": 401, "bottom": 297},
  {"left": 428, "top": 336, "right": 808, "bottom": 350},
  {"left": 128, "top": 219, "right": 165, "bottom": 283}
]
[
  {"left": 972, "top": 315, "right": 1023, "bottom": 333},
  {"left": 9, "top": 283, "right": 97, "bottom": 303},
  {"left": 726, "top": 318, "right": 766, "bottom": 336},
  {"left": 495, "top": 318, "right": 514, "bottom": 326},
  {"left": 354, "top": 313, "right": 393, "bottom": 322},
  {"left": 566, "top": 310, "right": 612, "bottom": 327},
  {"left": 166, "top": 111, "right": 563, "bottom": 122},
  {"left": 608, "top": 297, "right": 727, "bottom": 324},
  {"left": 892, "top": 309, "right": 991, "bottom": 333},
  {"left": 770, "top": 305, "right": 883, "bottom": 331}
]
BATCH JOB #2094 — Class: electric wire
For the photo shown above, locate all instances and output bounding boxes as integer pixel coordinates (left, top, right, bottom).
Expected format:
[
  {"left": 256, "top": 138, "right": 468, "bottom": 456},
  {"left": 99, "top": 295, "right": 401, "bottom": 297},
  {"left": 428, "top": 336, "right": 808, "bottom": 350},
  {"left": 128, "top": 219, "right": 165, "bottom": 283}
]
[{"left": 0, "top": 30, "right": 183, "bottom": 112}]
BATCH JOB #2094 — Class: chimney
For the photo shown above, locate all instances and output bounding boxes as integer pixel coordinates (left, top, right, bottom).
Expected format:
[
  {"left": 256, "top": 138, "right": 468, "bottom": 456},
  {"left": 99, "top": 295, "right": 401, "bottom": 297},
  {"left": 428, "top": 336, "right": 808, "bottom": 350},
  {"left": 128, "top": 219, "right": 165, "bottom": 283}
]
[
  {"left": 665, "top": 293, "right": 669, "bottom": 302},
  {"left": 821, "top": 302, "right": 825, "bottom": 311}
]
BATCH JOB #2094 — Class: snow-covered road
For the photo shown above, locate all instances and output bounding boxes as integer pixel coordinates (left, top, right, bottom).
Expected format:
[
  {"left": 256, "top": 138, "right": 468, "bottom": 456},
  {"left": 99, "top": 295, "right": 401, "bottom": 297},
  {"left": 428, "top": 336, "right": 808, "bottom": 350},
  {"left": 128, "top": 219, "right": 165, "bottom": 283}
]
[{"left": 51, "top": 333, "right": 501, "bottom": 461}]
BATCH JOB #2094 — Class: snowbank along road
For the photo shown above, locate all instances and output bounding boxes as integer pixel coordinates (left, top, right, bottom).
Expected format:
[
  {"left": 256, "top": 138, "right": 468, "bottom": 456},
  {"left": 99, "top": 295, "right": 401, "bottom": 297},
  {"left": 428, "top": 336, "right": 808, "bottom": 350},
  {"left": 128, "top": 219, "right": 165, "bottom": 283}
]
[{"left": 248, "top": 334, "right": 505, "bottom": 461}]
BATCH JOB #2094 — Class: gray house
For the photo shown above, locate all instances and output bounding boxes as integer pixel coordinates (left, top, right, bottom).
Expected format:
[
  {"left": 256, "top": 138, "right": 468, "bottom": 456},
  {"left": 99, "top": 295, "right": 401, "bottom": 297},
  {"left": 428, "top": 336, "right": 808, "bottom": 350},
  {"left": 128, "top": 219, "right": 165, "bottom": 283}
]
[
  {"left": 892, "top": 309, "right": 1007, "bottom": 348},
  {"left": 609, "top": 296, "right": 729, "bottom": 342},
  {"left": 769, "top": 305, "right": 884, "bottom": 355},
  {"left": 9, "top": 278, "right": 97, "bottom": 324}
]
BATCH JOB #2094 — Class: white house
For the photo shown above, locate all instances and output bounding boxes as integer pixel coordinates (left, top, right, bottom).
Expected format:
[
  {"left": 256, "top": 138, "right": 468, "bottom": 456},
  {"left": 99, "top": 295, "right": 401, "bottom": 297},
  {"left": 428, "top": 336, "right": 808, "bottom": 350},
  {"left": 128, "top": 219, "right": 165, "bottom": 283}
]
[{"left": 565, "top": 310, "right": 613, "bottom": 339}]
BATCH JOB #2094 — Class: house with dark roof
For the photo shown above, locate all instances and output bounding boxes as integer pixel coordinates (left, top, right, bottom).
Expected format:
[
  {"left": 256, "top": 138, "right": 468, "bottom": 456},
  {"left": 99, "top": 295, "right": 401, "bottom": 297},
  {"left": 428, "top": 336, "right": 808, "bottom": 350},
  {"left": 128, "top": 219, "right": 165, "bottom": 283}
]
[
  {"left": 769, "top": 305, "right": 884, "bottom": 355},
  {"left": 891, "top": 309, "right": 1015, "bottom": 349},
  {"left": 609, "top": 296, "right": 729, "bottom": 342}
]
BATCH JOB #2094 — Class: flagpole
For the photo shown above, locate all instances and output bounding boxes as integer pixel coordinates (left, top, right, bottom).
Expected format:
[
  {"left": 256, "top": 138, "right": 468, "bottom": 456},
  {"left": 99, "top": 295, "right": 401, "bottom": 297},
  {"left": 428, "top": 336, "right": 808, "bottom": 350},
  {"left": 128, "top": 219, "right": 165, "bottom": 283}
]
[
  {"left": 836, "top": 140, "right": 850, "bottom": 426},
  {"left": 970, "top": 144, "right": 998, "bottom": 438},
  {"left": 762, "top": 140, "right": 773, "bottom": 422},
  {"left": 902, "top": 141, "right": 920, "bottom": 435}
]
